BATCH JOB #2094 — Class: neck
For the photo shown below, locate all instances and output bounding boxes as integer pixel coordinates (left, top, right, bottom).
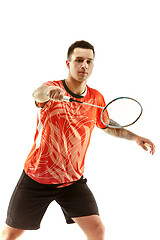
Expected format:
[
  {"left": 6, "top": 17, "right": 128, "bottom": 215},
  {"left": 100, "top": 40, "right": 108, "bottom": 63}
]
[{"left": 65, "top": 76, "right": 87, "bottom": 95}]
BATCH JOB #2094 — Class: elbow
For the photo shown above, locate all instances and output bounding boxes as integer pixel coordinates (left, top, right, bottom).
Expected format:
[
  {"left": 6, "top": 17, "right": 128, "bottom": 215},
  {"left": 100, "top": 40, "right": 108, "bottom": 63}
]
[
  {"left": 32, "top": 90, "right": 38, "bottom": 100},
  {"left": 32, "top": 91, "right": 35, "bottom": 98}
]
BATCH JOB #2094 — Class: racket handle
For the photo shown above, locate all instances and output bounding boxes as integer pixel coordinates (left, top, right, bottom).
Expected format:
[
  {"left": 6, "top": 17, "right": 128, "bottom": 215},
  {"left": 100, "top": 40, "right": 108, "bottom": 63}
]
[{"left": 62, "top": 96, "right": 72, "bottom": 102}]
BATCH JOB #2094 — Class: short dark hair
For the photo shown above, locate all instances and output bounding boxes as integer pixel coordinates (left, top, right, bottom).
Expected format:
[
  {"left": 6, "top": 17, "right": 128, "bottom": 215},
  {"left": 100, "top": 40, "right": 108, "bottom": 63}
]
[{"left": 67, "top": 40, "right": 95, "bottom": 60}]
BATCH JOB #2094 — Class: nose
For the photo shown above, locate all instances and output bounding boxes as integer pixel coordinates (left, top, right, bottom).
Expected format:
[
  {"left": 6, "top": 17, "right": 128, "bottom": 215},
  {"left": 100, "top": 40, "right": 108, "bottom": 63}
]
[{"left": 81, "top": 60, "right": 88, "bottom": 69}]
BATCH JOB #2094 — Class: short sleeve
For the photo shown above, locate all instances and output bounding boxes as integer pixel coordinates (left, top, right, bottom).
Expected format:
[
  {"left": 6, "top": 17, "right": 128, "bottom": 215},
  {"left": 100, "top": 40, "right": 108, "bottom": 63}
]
[{"left": 42, "top": 81, "right": 59, "bottom": 87}]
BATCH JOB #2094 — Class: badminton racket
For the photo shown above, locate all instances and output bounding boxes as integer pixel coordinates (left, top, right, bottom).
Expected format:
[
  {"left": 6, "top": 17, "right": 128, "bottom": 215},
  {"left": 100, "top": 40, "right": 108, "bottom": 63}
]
[{"left": 62, "top": 96, "right": 143, "bottom": 128}]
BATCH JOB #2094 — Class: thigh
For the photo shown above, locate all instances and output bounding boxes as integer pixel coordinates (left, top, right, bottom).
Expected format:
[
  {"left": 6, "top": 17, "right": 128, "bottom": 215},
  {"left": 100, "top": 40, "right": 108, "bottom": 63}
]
[
  {"left": 6, "top": 171, "right": 54, "bottom": 230},
  {"left": 56, "top": 178, "right": 99, "bottom": 224}
]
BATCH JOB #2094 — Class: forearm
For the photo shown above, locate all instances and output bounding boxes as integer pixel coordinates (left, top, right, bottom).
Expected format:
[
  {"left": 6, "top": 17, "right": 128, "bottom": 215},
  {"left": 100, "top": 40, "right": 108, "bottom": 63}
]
[
  {"left": 103, "top": 127, "right": 137, "bottom": 141},
  {"left": 103, "top": 126, "right": 155, "bottom": 155}
]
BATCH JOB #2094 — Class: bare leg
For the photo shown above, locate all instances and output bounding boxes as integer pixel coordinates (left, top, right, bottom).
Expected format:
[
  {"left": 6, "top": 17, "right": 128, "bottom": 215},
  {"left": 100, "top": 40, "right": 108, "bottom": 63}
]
[
  {"left": 72, "top": 215, "right": 105, "bottom": 240},
  {"left": 0, "top": 225, "right": 25, "bottom": 240}
]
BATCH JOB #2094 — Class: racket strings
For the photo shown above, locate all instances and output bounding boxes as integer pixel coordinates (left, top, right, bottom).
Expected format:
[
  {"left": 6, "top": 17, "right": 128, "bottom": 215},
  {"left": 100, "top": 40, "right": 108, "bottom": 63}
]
[{"left": 101, "top": 98, "right": 143, "bottom": 128}]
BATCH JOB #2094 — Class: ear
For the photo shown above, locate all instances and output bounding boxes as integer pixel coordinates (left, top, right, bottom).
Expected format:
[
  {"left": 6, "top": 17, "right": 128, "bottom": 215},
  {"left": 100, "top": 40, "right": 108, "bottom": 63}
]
[{"left": 66, "top": 60, "right": 70, "bottom": 69}]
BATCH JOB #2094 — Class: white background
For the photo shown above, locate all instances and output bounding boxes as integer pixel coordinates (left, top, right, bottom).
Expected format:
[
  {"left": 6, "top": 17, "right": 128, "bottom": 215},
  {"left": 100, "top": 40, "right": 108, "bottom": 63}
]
[{"left": 0, "top": 0, "right": 160, "bottom": 239}]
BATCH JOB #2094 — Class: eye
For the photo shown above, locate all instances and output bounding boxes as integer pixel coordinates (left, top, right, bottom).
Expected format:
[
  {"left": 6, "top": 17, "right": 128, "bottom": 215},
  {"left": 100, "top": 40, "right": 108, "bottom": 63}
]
[
  {"left": 76, "top": 59, "right": 83, "bottom": 63},
  {"left": 87, "top": 60, "right": 92, "bottom": 64}
]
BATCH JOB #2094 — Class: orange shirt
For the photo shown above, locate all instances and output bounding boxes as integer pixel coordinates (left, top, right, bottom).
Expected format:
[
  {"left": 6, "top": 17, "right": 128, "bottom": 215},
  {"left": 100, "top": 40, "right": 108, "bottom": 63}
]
[{"left": 24, "top": 80, "right": 109, "bottom": 185}]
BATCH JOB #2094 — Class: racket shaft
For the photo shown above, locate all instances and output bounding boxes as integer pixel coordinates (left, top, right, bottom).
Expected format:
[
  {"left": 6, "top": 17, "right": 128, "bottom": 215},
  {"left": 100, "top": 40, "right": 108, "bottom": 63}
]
[{"left": 62, "top": 96, "right": 104, "bottom": 109}]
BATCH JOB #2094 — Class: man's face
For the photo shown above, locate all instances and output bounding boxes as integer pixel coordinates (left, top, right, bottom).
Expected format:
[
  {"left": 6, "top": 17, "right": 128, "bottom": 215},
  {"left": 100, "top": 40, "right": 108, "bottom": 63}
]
[{"left": 66, "top": 48, "right": 94, "bottom": 83}]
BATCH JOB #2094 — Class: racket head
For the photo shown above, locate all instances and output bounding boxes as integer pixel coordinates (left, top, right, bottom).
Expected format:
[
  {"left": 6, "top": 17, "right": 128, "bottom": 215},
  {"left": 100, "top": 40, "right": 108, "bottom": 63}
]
[{"left": 101, "top": 97, "right": 143, "bottom": 128}]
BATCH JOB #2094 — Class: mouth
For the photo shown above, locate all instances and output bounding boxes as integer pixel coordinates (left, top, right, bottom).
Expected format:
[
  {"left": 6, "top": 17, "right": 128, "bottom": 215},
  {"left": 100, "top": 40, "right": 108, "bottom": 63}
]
[{"left": 78, "top": 71, "right": 88, "bottom": 75}]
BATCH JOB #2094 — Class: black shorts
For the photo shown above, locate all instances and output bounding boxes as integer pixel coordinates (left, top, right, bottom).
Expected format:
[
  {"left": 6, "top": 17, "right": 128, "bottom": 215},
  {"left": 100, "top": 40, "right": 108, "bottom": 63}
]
[{"left": 6, "top": 171, "right": 99, "bottom": 230}]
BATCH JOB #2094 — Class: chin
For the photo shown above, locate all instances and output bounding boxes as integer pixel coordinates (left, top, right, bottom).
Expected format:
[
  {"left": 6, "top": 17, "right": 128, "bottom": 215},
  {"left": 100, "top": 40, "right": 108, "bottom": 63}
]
[
  {"left": 77, "top": 75, "right": 89, "bottom": 82},
  {"left": 78, "top": 77, "right": 87, "bottom": 82}
]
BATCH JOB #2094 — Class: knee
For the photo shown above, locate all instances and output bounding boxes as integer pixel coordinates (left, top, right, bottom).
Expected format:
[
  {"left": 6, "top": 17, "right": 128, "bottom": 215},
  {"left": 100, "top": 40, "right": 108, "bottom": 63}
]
[
  {"left": 1, "top": 228, "right": 8, "bottom": 240},
  {"left": 93, "top": 222, "right": 105, "bottom": 240},
  {"left": 1, "top": 230, "right": 14, "bottom": 240},
  {"left": 1, "top": 231, "right": 17, "bottom": 240},
  {"left": 0, "top": 226, "right": 25, "bottom": 240}
]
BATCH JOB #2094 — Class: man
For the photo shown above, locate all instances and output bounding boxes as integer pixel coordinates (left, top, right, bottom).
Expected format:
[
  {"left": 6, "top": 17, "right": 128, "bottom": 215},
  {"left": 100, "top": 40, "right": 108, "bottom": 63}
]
[{"left": 1, "top": 40, "right": 155, "bottom": 240}]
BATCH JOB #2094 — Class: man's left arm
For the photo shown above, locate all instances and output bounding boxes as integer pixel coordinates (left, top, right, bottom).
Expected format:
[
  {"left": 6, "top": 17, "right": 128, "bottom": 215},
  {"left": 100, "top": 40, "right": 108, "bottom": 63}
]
[{"left": 102, "top": 127, "right": 155, "bottom": 155}]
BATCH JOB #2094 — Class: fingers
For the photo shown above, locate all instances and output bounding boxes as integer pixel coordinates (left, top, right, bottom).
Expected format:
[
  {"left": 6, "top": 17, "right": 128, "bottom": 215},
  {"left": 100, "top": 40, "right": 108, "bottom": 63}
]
[
  {"left": 49, "top": 87, "right": 66, "bottom": 101},
  {"left": 138, "top": 140, "right": 155, "bottom": 155},
  {"left": 144, "top": 142, "right": 156, "bottom": 155},
  {"left": 136, "top": 137, "right": 156, "bottom": 155},
  {"left": 138, "top": 142, "right": 148, "bottom": 151}
]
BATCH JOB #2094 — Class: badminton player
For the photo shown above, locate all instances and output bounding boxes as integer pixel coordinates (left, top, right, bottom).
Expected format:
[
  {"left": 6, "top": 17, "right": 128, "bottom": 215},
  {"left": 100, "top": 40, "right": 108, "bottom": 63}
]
[{"left": 1, "top": 40, "right": 155, "bottom": 240}]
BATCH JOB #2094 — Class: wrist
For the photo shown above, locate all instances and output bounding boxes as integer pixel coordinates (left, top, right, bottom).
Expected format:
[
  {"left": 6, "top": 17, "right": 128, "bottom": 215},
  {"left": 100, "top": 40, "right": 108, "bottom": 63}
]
[{"left": 132, "top": 134, "right": 139, "bottom": 142}]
